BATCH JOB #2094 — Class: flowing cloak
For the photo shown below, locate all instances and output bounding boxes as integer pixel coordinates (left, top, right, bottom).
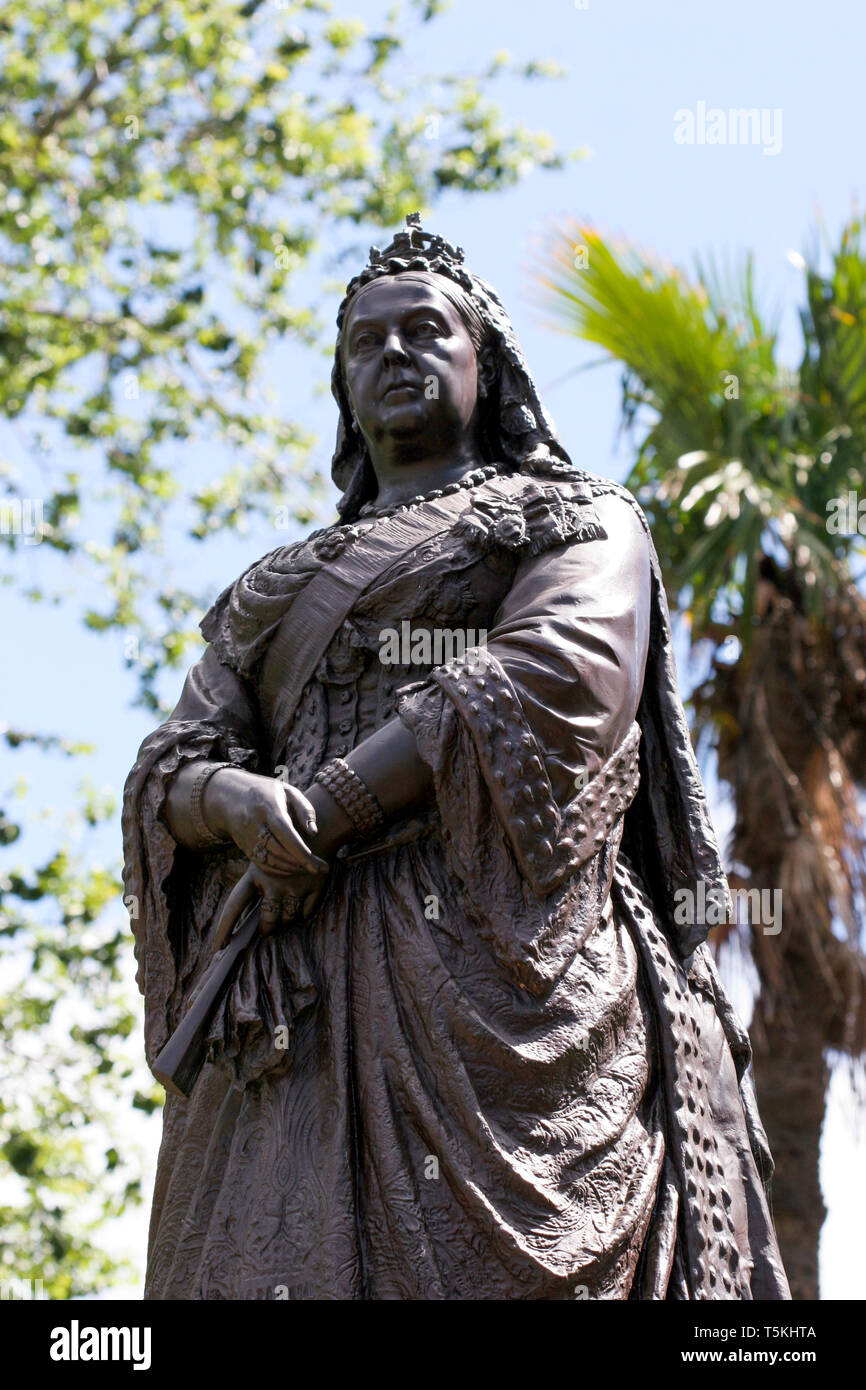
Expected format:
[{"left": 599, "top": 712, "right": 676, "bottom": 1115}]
[{"left": 122, "top": 466, "right": 790, "bottom": 1300}]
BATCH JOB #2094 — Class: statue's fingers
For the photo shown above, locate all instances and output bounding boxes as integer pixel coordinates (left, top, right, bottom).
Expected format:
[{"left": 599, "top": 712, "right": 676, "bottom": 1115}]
[
  {"left": 283, "top": 785, "right": 318, "bottom": 838},
  {"left": 257, "top": 894, "right": 283, "bottom": 939},
  {"left": 267, "top": 801, "right": 329, "bottom": 874},
  {"left": 213, "top": 868, "right": 256, "bottom": 950},
  {"left": 301, "top": 881, "right": 326, "bottom": 920},
  {"left": 250, "top": 838, "right": 300, "bottom": 876}
]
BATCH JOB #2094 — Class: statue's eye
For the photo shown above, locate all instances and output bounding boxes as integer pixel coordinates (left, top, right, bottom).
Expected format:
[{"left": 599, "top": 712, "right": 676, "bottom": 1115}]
[
  {"left": 413, "top": 320, "right": 441, "bottom": 336},
  {"left": 352, "top": 330, "right": 379, "bottom": 350}
]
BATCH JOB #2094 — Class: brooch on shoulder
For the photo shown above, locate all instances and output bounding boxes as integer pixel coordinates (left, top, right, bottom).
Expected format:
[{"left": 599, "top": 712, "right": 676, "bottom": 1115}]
[{"left": 452, "top": 497, "right": 530, "bottom": 554}]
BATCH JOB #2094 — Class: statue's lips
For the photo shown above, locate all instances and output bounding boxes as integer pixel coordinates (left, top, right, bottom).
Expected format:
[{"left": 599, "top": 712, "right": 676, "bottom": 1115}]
[{"left": 380, "top": 380, "right": 423, "bottom": 400}]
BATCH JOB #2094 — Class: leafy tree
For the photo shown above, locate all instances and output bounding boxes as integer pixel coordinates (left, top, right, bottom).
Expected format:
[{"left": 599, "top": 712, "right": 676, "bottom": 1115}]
[
  {"left": 0, "top": 0, "right": 570, "bottom": 1295},
  {"left": 536, "top": 215, "right": 866, "bottom": 1299},
  {"left": 0, "top": 750, "right": 160, "bottom": 1298},
  {"left": 1, "top": 0, "right": 567, "bottom": 704}
]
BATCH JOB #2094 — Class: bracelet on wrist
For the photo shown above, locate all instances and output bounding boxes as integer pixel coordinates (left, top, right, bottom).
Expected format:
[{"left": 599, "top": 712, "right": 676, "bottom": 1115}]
[
  {"left": 314, "top": 758, "right": 385, "bottom": 838},
  {"left": 188, "top": 761, "right": 234, "bottom": 849}
]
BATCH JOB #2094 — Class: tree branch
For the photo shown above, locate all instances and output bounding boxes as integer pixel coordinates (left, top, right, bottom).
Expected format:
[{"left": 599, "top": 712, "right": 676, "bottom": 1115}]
[{"left": 33, "top": 2, "right": 164, "bottom": 139}]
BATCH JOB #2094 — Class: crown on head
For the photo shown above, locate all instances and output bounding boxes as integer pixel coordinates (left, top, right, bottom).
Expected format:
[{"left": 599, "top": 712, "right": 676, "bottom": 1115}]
[
  {"left": 367, "top": 212, "right": 466, "bottom": 273},
  {"left": 338, "top": 214, "right": 474, "bottom": 327}
]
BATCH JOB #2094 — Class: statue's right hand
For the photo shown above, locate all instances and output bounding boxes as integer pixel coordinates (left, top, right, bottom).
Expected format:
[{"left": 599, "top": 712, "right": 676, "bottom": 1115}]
[{"left": 203, "top": 768, "right": 329, "bottom": 878}]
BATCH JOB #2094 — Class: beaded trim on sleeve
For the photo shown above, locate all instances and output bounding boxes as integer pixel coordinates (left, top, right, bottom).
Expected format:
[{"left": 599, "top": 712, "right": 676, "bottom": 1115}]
[{"left": 431, "top": 647, "right": 642, "bottom": 895}]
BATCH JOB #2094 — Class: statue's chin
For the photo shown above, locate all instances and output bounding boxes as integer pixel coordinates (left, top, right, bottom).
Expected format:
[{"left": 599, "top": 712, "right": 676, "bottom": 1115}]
[
  {"left": 373, "top": 404, "right": 438, "bottom": 444},
  {"left": 377, "top": 393, "right": 429, "bottom": 425}
]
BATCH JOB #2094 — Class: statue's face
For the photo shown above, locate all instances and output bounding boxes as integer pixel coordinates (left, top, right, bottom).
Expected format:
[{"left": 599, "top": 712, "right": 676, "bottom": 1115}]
[{"left": 341, "top": 274, "right": 480, "bottom": 456}]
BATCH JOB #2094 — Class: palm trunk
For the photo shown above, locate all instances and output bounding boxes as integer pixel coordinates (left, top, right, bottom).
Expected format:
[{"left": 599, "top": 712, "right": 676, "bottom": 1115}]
[
  {"left": 750, "top": 976, "right": 828, "bottom": 1301},
  {"left": 712, "top": 584, "right": 840, "bottom": 1301},
  {"left": 700, "top": 570, "right": 865, "bottom": 1302}
]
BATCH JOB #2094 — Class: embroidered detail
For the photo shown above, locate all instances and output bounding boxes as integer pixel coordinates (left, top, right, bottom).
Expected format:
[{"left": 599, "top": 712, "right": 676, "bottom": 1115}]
[
  {"left": 521, "top": 481, "right": 608, "bottom": 557},
  {"left": 430, "top": 648, "right": 561, "bottom": 890},
  {"left": 314, "top": 618, "right": 367, "bottom": 684},
  {"left": 312, "top": 525, "right": 360, "bottom": 561},
  {"left": 448, "top": 477, "right": 608, "bottom": 562},
  {"left": 560, "top": 724, "right": 642, "bottom": 873},
  {"left": 614, "top": 854, "right": 751, "bottom": 1299},
  {"left": 202, "top": 470, "right": 610, "bottom": 681},
  {"left": 453, "top": 496, "right": 529, "bottom": 553},
  {"left": 121, "top": 724, "right": 259, "bottom": 1065},
  {"left": 430, "top": 644, "right": 643, "bottom": 896},
  {"left": 521, "top": 722, "right": 642, "bottom": 894},
  {"left": 419, "top": 574, "right": 478, "bottom": 626},
  {"left": 356, "top": 463, "right": 501, "bottom": 520},
  {"left": 276, "top": 680, "right": 328, "bottom": 787}
]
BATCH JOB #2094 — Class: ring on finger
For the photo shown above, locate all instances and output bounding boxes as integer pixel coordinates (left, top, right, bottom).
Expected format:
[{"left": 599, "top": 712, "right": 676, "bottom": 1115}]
[
  {"left": 279, "top": 894, "right": 302, "bottom": 923},
  {"left": 252, "top": 825, "right": 281, "bottom": 870}
]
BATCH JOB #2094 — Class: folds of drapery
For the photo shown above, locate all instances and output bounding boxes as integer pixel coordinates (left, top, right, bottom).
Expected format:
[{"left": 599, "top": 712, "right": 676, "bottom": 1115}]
[
  {"left": 121, "top": 649, "right": 318, "bottom": 1083},
  {"left": 123, "top": 480, "right": 789, "bottom": 1298},
  {"left": 140, "top": 718, "right": 665, "bottom": 1298}
]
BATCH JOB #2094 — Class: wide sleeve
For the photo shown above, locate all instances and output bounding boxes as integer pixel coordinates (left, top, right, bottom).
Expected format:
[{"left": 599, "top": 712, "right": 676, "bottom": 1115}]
[
  {"left": 397, "top": 492, "right": 652, "bottom": 984},
  {"left": 121, "top": 646, "right": 263, "bottom": 1065},
  {"left": 478, "top": 488, "right": 651, "bottom": 800}
]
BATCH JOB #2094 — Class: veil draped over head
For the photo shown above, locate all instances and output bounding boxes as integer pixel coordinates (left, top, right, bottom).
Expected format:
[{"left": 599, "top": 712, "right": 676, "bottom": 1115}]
[{"left": 330, "top": 214, "right": 575, "bottom": 520}]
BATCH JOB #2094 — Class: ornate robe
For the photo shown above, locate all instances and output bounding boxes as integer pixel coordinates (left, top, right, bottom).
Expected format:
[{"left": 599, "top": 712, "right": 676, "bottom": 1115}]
[{"left": 122, "top": 465, "right": 790, "bottom": 1300}]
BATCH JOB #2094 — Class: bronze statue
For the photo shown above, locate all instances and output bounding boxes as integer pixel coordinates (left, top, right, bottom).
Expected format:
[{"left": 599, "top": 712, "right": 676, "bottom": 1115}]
[{"left": 123, "top": 216, "right": 791, "bottom": 1300}]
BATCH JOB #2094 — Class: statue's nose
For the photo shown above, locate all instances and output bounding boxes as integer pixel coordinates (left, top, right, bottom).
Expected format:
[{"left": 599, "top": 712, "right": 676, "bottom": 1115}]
[{"left": 382, "top": 330, "right": 410, "bottom": 365}]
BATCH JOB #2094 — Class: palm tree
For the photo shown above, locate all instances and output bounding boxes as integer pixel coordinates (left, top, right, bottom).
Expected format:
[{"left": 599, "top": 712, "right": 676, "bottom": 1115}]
[{"left": 535, "top": 215, "right": 866, "bottom": 1299}]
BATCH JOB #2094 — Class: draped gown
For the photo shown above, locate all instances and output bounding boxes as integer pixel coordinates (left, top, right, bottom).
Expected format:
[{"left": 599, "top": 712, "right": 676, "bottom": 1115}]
[{"left": 122, "top": 465, "right": 790, "bottom": 1300}]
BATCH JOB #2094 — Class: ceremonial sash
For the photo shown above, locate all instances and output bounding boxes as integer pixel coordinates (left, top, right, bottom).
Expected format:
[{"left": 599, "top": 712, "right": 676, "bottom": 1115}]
[{"left": 259, "top": 473, "right": 529, "bottom": 756}]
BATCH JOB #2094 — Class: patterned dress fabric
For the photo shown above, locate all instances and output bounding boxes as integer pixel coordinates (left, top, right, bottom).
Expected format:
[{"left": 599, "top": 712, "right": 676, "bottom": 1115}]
[{"left": 123, "top": 466, "right": 790, "bottom": 1300}]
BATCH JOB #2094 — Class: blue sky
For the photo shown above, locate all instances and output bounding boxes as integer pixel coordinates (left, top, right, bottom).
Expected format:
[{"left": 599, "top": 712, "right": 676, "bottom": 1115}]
[{"left": 4, "top": 0, "right": 865, "bottom": 1297}]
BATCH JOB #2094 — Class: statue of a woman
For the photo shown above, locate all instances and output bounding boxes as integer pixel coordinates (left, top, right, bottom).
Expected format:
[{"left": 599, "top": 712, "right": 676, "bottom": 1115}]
[{"left": 123, "top": 217, "right": 790, "bottom": 1300}]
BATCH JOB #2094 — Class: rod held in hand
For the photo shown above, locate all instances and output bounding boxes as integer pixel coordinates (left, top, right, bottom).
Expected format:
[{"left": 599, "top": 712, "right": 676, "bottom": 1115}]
[{"left": 152, "top": 906, "right": 260, "bottom": 1097}]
